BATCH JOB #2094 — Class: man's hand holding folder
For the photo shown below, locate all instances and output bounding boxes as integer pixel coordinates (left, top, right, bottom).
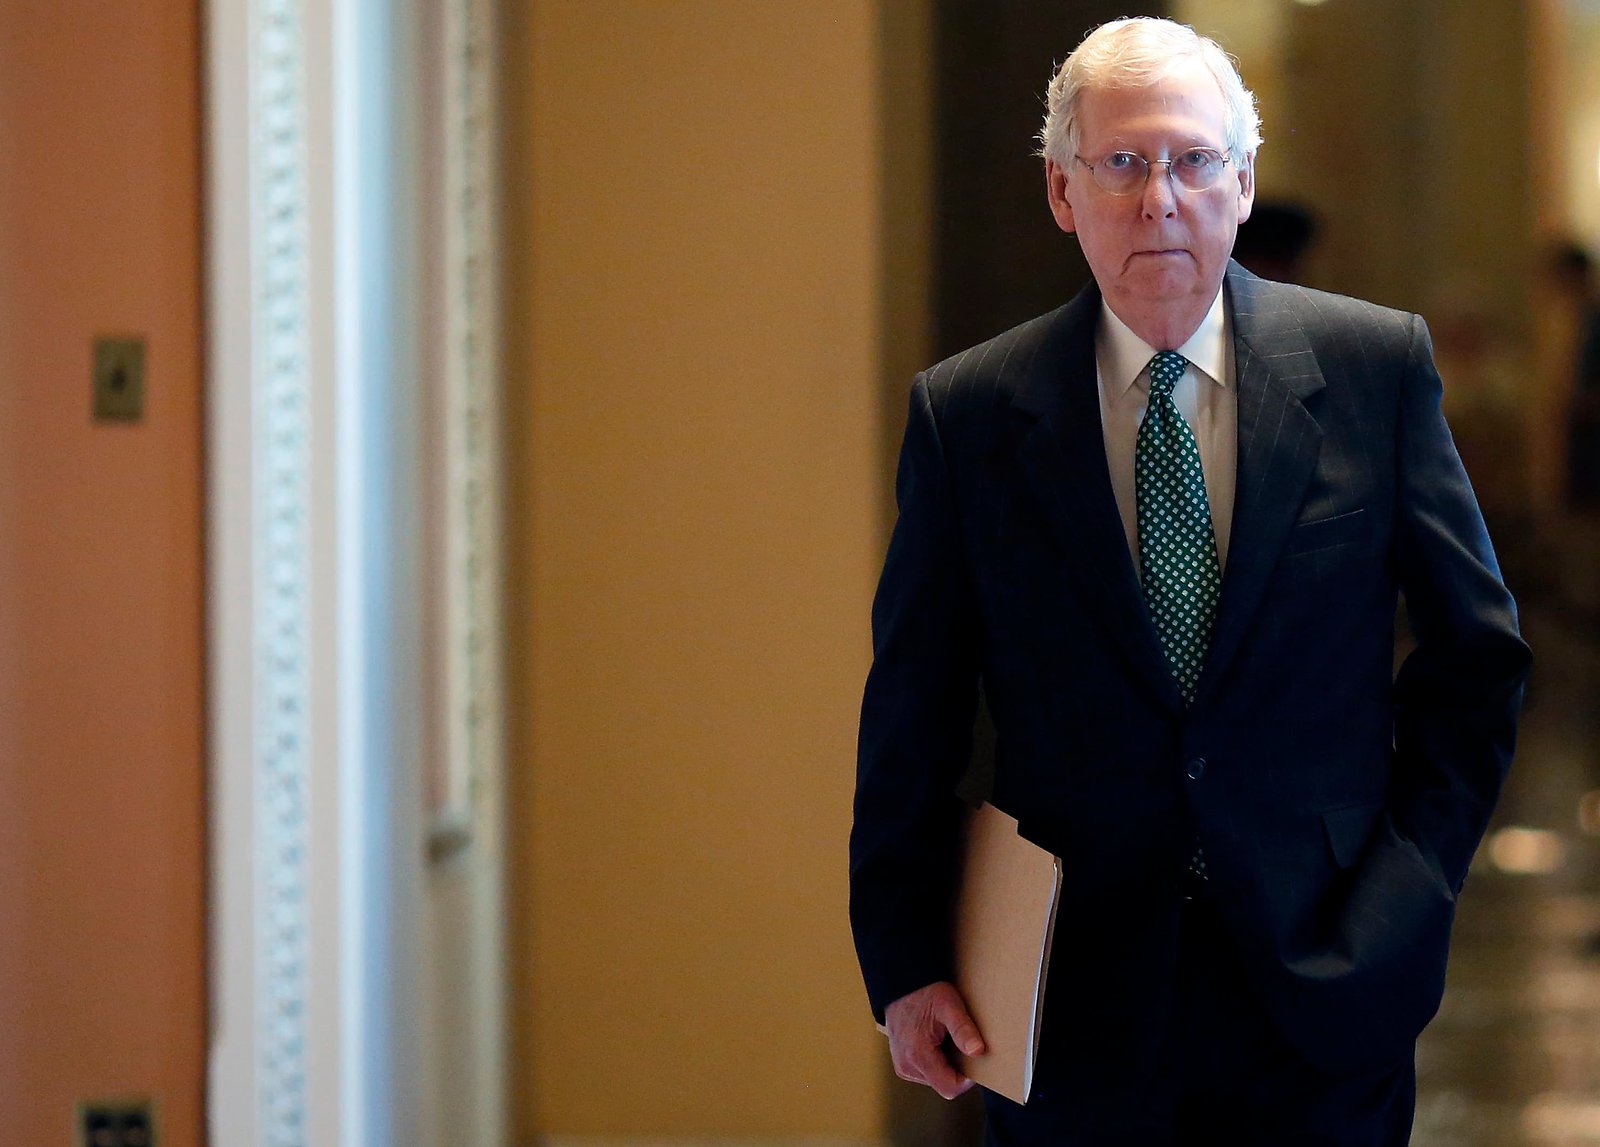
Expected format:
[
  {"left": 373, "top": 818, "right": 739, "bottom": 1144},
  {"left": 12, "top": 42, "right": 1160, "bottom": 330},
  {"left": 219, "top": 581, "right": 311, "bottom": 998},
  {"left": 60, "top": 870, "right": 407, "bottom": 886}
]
[
  {"left": 885, "top": 980, "right": 987, "bottom": 1100},
  {"left": 877, "top": 802, "right": 1063, "bottom": 1105}
]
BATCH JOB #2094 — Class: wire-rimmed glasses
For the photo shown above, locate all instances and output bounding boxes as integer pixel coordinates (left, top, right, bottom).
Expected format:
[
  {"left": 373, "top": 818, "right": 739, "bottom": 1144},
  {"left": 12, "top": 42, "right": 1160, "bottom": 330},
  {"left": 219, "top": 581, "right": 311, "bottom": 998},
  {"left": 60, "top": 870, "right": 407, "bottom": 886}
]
[{"left": 1074, "top": 147, "right": 1234, "bottom": 196}]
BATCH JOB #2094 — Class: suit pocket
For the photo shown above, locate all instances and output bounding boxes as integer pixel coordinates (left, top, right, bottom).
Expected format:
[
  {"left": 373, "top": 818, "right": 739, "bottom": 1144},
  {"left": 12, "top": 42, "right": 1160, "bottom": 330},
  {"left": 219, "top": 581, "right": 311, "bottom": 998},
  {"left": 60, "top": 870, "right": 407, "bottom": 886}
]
[
  {"left": 1286, "top": 508, "right": 1368, "bottom": 556},
  {"left": 1322, "top": 801, "right": 1384, "bottom": 869}
]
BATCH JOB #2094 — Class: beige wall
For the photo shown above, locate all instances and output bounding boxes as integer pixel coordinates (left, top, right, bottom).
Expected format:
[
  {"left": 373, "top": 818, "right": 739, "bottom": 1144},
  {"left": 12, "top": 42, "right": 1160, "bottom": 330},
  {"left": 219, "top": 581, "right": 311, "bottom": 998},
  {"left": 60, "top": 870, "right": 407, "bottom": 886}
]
[
  {"left": 1180, "top": 0, "right": 1542, "bottom": 521},
  {"left": 1556, "top": 3, "right": 1600, "bottom": 249},
  {"left": 1183, "top": 0, "right": 1536, "bottom": 321},
  {"left": 0, "top": 0, "right": 205, "bottom": 1143},
  {"left": 1174, "top": 0, "right": 1291, "bottom": 192},
  {"left": 503, "top": 1, "right": 891, "bottom": 1139}
]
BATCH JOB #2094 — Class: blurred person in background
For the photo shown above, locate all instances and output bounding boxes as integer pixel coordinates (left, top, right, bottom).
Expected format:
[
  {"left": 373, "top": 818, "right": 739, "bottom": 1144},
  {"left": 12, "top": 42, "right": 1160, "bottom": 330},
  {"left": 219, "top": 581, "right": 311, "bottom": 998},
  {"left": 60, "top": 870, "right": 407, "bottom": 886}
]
[
  {"left": 1558, "top": 244, "right": 1600, "bottom": 513},
  {"left": 850, "top": 17, "right": 1529, "bottom": 1146},
  {"left": 1230, "top": 199, "right": 1317, "bottom": 286},
  {"left": 1428, "top": 280, "right": 1527, "bottom": 542}
]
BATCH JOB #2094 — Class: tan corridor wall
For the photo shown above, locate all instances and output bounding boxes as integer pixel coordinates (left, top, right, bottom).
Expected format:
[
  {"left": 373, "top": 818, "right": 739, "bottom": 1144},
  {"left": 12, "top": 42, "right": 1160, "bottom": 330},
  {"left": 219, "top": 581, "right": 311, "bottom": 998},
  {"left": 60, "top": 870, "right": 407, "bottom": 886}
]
[
  {"left": 0, "top": 1, "right": 205, "bottom": 1143},
  {"left": 503, "top": 1, "right": 894, "bottom": 1139}
]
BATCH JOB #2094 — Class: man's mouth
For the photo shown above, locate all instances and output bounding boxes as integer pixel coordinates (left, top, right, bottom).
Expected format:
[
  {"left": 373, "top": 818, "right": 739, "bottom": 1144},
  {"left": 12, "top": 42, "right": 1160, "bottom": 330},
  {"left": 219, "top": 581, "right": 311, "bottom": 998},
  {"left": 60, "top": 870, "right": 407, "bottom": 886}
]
[{"left": 1126, "top": 249, "right": 1192, "bottom": 269}]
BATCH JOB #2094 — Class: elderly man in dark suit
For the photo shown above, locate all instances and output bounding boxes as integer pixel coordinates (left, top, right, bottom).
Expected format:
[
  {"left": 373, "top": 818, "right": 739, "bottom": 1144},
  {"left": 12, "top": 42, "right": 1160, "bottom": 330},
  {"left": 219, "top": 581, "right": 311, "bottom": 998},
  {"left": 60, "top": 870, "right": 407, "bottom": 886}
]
[{"left": 849, "top": 17, "right": 1529, "bottom": 1146}]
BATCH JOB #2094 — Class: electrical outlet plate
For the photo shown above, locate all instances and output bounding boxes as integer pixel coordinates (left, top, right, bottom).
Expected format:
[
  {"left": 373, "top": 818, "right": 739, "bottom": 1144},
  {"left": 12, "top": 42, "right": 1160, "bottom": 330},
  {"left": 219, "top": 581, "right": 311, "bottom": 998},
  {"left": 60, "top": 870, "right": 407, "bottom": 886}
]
[
  {"left": 92, "top": 336, "right": 146, "bottom": 422},
  {"left": 77, "top": 1097, "right": 157, "bottom": 1147}
]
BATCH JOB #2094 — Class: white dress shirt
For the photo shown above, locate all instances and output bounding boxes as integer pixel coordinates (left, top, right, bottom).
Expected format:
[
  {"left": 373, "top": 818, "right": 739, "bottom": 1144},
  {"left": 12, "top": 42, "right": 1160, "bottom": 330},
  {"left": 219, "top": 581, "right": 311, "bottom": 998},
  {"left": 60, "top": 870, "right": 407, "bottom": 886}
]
[{"left": 1095, "top": 288, "right": 1237, "bottom": 572}]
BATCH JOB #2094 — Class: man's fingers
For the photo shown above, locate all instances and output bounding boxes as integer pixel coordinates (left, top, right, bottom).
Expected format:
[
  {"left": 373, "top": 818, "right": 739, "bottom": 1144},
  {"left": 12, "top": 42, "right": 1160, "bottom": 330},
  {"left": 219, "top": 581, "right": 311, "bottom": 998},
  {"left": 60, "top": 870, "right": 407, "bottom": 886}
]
[
  {"left": 893, "top": 1030, "right": 975, "bottom": 1100},
  {"left": 935, "top": 994, "right": 986, "bottom": 1056},
  {"left": 889, "top": 1044, "right": 925, "bottom": 1085},
  {"left": 944, "top": 1013, "right": 986, "bottom": 1057},
  {"left": 889, "top": 1029, "right": 975, "bottom": 1100},
  {"left": 915, "top": 1049, "right": 972, "bottom": 1100},
  {"left": 884, "top": 982, "right": 983, "bottom": 1100}
]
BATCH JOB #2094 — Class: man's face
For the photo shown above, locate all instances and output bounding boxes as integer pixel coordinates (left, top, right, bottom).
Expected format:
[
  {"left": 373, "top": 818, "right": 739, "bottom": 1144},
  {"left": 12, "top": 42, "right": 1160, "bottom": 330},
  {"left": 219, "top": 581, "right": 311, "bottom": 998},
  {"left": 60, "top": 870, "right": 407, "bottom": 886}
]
[{"left": 1046, "top": 60, "right": 1255, "bottom": 331}]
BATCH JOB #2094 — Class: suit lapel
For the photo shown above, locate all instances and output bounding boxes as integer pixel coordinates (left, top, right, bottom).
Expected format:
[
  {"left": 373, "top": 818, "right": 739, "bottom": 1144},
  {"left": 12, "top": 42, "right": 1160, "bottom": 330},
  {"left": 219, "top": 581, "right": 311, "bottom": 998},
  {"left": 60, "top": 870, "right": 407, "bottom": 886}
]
[
  {"left": 1192, "top": 265, "right": 1325, "bottom": 705},
  {"left": 1011, "top": 285, "right": 1186, "bottom": 715}
]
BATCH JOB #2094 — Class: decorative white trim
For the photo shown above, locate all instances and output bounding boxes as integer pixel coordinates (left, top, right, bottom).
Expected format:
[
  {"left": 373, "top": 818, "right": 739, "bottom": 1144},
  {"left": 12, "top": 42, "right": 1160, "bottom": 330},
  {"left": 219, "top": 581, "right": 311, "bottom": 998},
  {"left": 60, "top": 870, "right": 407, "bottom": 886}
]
[
  {"left": 212, "top": 0, "right": 505, "bottom": 1140},
  {"left": 206, "top": 0, "right": 263, "bottom": 1136},
  {"left": 209, "top": 0, "right": 396, "bottom": 1143},
  {"left": 252, "top": 0, "right": 314, "bottom": 1140},
  {"left": 415, "top": 0, "right": 510, "bottom": 1143},
  {"left": 428, "top": 0, "right": 503, "bottom": 859}
]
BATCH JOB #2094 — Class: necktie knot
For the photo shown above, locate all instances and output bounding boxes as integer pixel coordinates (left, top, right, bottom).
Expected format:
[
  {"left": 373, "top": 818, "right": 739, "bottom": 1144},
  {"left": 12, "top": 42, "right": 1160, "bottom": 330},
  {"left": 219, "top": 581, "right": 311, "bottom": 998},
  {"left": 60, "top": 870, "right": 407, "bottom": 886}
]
[{"left": 1148, "top": 351, "right": 1189, "bottom": 401}]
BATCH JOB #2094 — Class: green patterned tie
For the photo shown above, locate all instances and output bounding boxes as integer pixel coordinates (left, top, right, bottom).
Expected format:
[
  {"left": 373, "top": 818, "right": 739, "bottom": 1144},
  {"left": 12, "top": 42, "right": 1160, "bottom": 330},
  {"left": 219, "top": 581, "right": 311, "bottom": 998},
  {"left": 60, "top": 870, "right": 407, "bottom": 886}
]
[{"left": 1135, "top": 351, "right": 1221, "bottom": 705}]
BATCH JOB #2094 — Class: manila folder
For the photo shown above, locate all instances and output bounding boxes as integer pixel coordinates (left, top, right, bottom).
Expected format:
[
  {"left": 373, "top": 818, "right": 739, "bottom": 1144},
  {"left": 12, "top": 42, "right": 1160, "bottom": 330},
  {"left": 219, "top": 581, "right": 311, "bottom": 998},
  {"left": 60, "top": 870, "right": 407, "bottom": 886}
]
[{"left": 951, "top": 801, "right": 1062, "bottom": 1105}]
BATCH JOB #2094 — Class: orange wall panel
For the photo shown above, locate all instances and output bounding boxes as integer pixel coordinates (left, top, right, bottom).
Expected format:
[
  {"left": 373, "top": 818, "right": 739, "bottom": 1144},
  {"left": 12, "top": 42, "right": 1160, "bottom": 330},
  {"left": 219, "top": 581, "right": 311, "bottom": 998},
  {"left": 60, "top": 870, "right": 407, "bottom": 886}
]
[{"left": 0, "top": 1, "right": 205, "bottom": 1143}]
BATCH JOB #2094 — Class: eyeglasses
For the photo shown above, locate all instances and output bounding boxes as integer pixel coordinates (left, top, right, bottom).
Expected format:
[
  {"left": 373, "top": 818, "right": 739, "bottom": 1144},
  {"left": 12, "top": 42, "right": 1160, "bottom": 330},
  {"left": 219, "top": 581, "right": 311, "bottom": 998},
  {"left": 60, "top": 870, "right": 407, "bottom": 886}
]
[{"left": 1074, "top": 147, "right": 1233, "bottom": 196}]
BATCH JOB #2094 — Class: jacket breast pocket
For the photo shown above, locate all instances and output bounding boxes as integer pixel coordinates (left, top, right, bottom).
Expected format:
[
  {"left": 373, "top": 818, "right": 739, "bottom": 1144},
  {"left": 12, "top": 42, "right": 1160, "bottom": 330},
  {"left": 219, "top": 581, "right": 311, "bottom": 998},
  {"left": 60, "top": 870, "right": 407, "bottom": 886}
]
[{"left": 1286, "top": 507, "right": 1369, "bottom": 557}]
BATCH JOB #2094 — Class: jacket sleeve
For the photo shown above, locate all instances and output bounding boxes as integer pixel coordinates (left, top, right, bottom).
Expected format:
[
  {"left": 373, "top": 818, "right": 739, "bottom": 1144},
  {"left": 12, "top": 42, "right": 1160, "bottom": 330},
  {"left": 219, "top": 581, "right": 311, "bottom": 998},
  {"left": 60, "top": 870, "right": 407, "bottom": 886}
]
[
  {"left": 1390, "top": 314, "right": 1532, "bottom": 894},
  {"left": 849, "top": 375, "right": 982, "bottom": 1020}
]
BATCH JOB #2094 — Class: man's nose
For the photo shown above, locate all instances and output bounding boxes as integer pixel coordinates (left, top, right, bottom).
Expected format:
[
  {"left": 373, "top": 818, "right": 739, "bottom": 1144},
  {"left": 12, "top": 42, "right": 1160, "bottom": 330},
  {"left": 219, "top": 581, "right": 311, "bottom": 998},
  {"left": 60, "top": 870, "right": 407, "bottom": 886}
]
[{"left": 1140, "top": 164, "right": 1179, "bottom": 219}]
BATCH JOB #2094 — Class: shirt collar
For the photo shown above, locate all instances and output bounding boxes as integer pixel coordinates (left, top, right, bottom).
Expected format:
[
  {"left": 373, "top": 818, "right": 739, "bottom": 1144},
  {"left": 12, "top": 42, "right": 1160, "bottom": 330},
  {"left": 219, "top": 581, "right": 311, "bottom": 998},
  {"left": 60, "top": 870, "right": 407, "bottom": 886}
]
[{"left": 1096, "top": 286, "right": 1229, "bottom": 401}]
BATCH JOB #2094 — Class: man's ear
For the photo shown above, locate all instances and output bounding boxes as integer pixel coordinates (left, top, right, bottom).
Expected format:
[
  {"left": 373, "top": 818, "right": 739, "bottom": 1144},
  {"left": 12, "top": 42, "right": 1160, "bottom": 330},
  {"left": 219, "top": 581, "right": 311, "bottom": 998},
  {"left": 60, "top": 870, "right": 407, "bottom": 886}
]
[
  {"left": 1235, "top": 151, "right": 1257, "bottom": 225},
  {"left": 1045, "top": 159, "right": 1077, "bottom": 234}
]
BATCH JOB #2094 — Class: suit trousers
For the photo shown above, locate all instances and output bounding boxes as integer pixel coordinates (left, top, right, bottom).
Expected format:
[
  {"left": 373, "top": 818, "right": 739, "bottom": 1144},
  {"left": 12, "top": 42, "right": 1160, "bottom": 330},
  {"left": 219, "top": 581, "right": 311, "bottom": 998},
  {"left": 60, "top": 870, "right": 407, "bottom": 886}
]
[{"left": 982, "top": 886, "right": 1418, "bottom": 1147}]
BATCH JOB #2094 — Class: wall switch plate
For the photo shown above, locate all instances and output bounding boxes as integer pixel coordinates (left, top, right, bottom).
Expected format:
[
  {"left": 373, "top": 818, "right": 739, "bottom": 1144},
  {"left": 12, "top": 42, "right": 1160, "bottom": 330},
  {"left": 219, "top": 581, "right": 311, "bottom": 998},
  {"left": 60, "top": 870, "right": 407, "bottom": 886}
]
[
  {"left": 92, "top": 336, "right": 146, "bottom": 422},
  {"left": 78, "top": 1098, "right": 156, "bottom": 1147}
]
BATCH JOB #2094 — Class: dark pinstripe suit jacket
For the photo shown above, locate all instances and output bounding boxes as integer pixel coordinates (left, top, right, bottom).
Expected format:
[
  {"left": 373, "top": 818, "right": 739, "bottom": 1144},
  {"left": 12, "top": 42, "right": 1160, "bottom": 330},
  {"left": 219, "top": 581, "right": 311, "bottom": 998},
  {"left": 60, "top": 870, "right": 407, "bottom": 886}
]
[{"left": 850, "top": 261, "right": 1530, "bottom": 1094}]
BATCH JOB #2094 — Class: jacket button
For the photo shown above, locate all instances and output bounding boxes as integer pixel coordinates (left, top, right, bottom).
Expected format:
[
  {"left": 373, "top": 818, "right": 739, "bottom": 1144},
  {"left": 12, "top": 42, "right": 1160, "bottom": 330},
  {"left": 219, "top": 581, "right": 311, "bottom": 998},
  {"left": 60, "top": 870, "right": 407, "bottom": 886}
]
[{"left": 1186, "top": 757, "right": 1207, "bottom": 781}]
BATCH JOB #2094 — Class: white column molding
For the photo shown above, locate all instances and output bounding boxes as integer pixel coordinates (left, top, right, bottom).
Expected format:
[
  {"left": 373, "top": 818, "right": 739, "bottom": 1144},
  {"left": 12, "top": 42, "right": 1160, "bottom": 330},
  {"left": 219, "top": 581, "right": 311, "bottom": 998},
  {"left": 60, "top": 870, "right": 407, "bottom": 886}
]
[
  {"left": 255, "top": 2, "right": 318, "bottom": 1143},
  {"left": 417, "top": 0, "right": 509, "bottom": 1140},
  {"left": 208, "top": 0, "right": 398, "bottom": 1142},
  {"left": 205, "top": 0, "right": 265, "bottom": 1136},
  {"left": 428, "top": 0, "right": 504, "bottom": 863},
  {"left": 210, "top": 0, "right": 506, "bottom": 1141}
]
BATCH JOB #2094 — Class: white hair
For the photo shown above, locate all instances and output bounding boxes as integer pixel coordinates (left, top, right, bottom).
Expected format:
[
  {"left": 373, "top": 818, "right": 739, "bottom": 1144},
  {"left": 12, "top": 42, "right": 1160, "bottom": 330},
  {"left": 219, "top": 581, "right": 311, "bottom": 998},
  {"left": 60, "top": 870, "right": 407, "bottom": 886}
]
[{"left": 1038, "top": 17, "right": 1262, "bottom": 167}]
